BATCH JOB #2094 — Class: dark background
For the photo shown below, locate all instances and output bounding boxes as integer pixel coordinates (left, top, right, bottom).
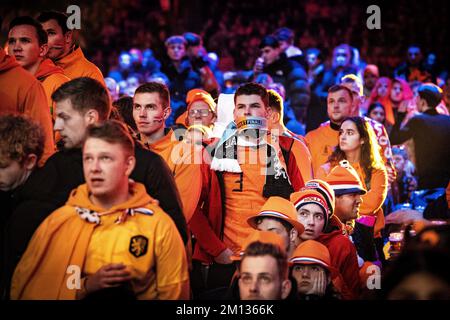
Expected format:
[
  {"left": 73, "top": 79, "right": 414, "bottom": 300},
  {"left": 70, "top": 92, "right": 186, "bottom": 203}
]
[{"left": 1, "top": 0, "right": 448, "bottom": 77}]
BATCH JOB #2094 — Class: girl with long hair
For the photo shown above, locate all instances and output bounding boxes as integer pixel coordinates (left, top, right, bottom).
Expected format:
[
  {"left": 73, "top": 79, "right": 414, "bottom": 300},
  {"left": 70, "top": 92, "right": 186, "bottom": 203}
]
[{"left": 317, "top": 116, "right": 388, "bottom": 261}]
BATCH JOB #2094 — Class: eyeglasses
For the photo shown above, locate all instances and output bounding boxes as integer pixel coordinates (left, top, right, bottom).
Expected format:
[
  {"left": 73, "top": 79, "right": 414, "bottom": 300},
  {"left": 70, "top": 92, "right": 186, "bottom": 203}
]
[{"left": 188, "top": 109, "right": 211, "bottom": 117}]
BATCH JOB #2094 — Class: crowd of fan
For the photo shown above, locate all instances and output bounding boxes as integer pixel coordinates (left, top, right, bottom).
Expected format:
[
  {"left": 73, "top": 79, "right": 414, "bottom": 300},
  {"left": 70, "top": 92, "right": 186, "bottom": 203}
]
[{"left": 1, "top": 3, "right": 450, "bottom": 301}]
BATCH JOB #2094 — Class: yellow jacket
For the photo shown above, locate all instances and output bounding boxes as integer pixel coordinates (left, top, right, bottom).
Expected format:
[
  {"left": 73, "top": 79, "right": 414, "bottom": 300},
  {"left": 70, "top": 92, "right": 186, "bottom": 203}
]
[
  {"left": 11, "top": 182, "right": 189, "bottom": 300},
  {"left": 55, "top": 46, "right": 105, "bottom": 86}
]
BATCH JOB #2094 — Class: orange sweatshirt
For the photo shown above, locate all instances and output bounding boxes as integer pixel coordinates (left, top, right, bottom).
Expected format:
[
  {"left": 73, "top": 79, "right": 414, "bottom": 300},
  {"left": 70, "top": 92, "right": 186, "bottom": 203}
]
[
  {"left": 11, "top": 183, "right": 189, "bottom": 300},
  {"left": 146, "top": 130, "right": 204, "bottom": 223},
  {"left": 0, "top": 50, "right": 55, "bottom": 166},
  {"left": 54, "top": 46, "right": 105, "bottom": 86},
  {"left": 35, "top": 59, "right": 70, "bottom": 119},
  {"left": 305, "top": 122, "right": 338, "bottom": 175}
]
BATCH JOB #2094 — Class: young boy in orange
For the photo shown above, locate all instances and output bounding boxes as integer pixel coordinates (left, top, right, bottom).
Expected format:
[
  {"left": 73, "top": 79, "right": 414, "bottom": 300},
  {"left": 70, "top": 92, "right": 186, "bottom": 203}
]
[
  {"left": 7, "top": 16, "right": 69, "bottom": 119},
  {"left": 11, "top": 121, "right": 189, "bottom": 300},
  {"left": 37, "top": 11, "right": 105, "bottom": 86},
  {"left": 132, "top": 82, "right": 231, "bottom": 294},
  {"left": 291, "top": 179, "right": 362, "bottom": 299}
]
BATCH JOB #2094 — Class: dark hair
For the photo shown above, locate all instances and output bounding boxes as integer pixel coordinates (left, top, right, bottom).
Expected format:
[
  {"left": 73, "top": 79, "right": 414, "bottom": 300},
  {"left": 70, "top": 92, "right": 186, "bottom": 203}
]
[
  {"left": 0, "top": 115, "right": 44, "bottom": 164},
  {"left": 113, "top": 96, "right": 137, "bottom": 131},
  {"left": 328, "top": 116, "right": 384, "bottom": 180},
  {"left": 234, "top": 82, "right": 269, "bottom": 109},
  {"left": 289, "top": 264, "right": 342, "bottom": 300},
  {"left": 418, "top": 83, "right": 442, "bottom": 108},
  {"left": 85, "top": 120, "right": 134, "bottom": 156},
  {"left": 241, "top": 241, "right": 288, "bottom": 281},
  {"left": 52, "top": 77, "right": 111, "bottom": 120},
  {"left": 134, "top": 82, "right": 170, "bottom": 109},
  {"left": 268, "top": 89, "right": 284, "bottom": 115},
  {"left": 367, "top": 102, "right": 385, "bottom": 115},
  {"left": 37, "top": 10, "right": 69, "bottom": 34},
  {"left": 259, "top": 35, "right": 279, "bottom": 49},
  {"left": 9, "top": 16, "right": 48, "bottom": 46},
  {"left": 328, "top": 84, "right": 354, "bottom": 102}
]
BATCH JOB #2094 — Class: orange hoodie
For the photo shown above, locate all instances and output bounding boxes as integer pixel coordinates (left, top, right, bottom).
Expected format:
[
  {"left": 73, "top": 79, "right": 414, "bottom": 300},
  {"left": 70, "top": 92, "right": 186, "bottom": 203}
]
[
  {"left": 11, "top": 182, "right": 189, "bottom": 300},
  {"left": 146, "top": 130, "right": 203, "bottom": 223},
  {"left": 54, "top": 46, "right": 105, "bottom": 86},
  {"left": 35, "top": 59, "right": 70, "bottom": 119},
  {"left": 0, "top": 50, "right": 55, "bottom": 166}
]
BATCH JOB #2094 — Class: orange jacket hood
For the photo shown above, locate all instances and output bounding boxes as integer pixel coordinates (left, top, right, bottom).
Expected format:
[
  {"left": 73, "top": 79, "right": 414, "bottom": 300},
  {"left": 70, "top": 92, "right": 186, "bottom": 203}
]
[
  {"left": 11, "top": 182, "right": 158, "bottom": 300},
  {"left": 35, "top": 59, "right": 65, "bottom": 80},
  {"left": 0, "top": 50, "right": 19, "bottom": 73},
  {"left": 66, "top": 182, "right": 155, "bottom": 212}
]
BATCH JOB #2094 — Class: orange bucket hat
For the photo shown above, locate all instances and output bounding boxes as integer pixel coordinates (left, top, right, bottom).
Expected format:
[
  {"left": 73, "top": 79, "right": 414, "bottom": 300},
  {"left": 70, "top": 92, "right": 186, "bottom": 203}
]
[
  {"left": 230, "top": 230, "right": 286, "bottom": 261},
  {"left": 289, "top": 240, "right": 332, "bottom": 273},
  {"left": 247, "top": 196, "right": 305, "bottom": 236}
]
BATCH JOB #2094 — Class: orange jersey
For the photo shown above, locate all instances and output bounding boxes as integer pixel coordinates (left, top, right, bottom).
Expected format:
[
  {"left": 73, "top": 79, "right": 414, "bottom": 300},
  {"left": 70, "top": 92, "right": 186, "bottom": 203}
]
[
  {"left": 0, "top": 51, "right": 55, "bottom": 166},
  {"left": 11, "top": 183, "right": 189, "bottom": 300},
  {"left": 222, "top": 146, "right": 268, "bottom": 253},
  {"left": 54, "top": 47, "right": 105, "bottom": 86}
]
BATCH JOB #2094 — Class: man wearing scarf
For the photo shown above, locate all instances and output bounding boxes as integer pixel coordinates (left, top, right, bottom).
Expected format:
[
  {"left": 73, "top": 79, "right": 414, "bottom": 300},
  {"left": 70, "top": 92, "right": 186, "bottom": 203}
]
[{"left": 211, "top": 83, "right": 305, "bottom": 257}]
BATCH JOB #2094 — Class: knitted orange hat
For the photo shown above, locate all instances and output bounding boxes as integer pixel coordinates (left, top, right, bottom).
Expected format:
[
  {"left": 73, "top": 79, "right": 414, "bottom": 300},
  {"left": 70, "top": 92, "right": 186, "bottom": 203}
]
[
  {"left": 304, "top": 179, "right": 335, "bottom": 216},
  {"left": 290, "top": 189, "right": 331, "bottom": 227},
  {"left": 324, "top": 160, "right": 366, "bottom": 196},
  {"left": 177, "top": 89, "right": 216, "bottom": 126},
  {"left": 247, "top": 196, "right": 305, "bottom": 235}
]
